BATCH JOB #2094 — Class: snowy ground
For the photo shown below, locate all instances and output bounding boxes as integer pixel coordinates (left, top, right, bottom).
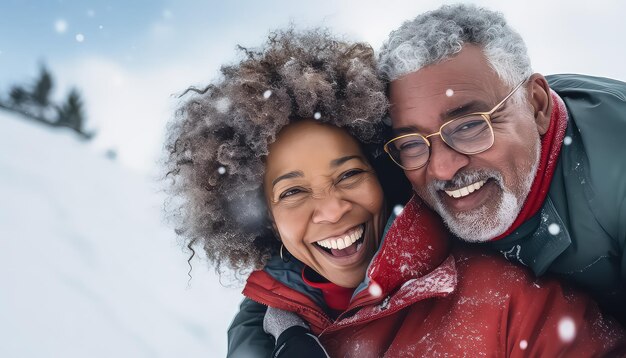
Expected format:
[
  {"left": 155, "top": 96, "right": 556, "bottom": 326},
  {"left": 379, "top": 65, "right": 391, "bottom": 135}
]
[{"left": 0, "top": 112, "right": 243, "bottom": 357}]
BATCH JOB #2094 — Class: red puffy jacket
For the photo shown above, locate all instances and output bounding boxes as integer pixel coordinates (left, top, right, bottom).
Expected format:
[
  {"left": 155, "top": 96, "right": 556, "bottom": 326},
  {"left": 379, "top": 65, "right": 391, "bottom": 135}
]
[{"left": 243, "top": 197, "right": 626, "bottom": 357}]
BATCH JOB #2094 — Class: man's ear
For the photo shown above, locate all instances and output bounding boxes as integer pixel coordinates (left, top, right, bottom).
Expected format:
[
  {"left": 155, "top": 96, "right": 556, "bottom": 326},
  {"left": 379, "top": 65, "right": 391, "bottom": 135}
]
[{"left": 527, "top": 73, "right": 552, "bottom": 135}]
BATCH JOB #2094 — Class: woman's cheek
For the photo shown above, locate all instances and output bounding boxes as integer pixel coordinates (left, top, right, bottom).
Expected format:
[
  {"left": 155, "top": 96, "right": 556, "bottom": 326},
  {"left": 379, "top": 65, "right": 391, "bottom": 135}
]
[{"left": 274, "top": 208, "right": 307, "bottom": 252}]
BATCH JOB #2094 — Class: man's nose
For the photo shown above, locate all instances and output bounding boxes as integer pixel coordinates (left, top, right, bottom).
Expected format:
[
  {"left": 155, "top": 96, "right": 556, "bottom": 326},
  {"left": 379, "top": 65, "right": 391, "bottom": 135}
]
[
  {"left": 426, "top": 137, "right": 470, "bottom": 181},
  {"left": 311, "top": 193, "right": 352, "bottom": 224}
]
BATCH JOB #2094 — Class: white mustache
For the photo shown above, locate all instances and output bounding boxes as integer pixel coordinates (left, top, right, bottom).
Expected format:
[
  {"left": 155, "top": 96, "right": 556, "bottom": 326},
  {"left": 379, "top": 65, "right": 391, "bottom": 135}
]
[{"left": 429, "top": 169, "right": 503, "bottom": 193}]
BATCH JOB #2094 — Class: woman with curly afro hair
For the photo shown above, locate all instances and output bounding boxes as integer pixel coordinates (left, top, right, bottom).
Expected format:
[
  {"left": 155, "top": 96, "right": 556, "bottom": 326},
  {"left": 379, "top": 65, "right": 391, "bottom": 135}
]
[
  {"left": 163, "top": 28, "right": 400, "bottom": 276},
  {"left": 163, "top": 27, "right": 412, "bottom": 357}
]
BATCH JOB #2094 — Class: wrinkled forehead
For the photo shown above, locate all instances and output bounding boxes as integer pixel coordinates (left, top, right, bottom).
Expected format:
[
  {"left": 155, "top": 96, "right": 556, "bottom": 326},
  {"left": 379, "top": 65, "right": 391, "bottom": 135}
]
[{"left": 388, "top": 48, "right": 508, "bottom": 131}]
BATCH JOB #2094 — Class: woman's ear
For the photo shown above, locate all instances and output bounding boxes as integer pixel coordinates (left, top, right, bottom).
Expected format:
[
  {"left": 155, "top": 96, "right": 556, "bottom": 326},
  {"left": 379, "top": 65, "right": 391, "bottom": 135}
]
[
  {"left": 271, "top": 222, "right": 281, "bottom": 241},
  {"left": 266, "top": 209, "right": 281, "bottom": 241},
  {"left": 527, "top": 73, "right": 552, "bottom": 135}
]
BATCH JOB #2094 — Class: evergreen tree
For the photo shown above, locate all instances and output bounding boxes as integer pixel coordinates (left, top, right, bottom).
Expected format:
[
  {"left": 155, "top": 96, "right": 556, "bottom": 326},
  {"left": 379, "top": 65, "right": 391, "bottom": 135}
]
[
  {"left": 32, "top": 66, "right": 53, "bottom": 109},
  {"left": 9, "top": 86, "right": 29, "bottom": 107},
  {"left": 1, "top": 64, "right": 93, "bottom": 139},
  {"left": 56, "top": 88, "right": 85, "bottom": 133}
]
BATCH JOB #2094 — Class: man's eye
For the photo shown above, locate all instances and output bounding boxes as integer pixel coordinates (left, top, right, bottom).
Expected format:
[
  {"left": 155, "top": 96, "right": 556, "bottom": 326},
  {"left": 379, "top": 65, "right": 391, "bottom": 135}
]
[
  {"left": 455, "top": 120, "right": 483, "bottom": 132},
  {"left": 400, "top": 141, "right": 426, "bottom": 150}
]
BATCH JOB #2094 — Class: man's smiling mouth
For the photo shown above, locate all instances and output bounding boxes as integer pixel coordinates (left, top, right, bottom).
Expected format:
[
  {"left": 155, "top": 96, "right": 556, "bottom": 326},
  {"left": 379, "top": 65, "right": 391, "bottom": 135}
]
[{"left": 444, "top": 179, "right": 487, "bottom": 198}]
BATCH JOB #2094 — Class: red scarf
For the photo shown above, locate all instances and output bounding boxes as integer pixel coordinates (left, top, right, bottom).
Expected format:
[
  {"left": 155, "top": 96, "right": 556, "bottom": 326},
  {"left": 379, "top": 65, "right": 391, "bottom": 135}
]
[
  {"left": 302, "top": 267, "right": 355, "bottom": 312},
  {"left": 492, "top": 90, "right": 568, "bottom": 241}
]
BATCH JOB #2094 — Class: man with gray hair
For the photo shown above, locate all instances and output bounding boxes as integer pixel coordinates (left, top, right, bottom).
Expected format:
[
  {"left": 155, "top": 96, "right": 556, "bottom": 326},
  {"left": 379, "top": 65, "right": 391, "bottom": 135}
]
[
  {"left": 226, "top": 7, "right": 626, "bottom": 356},
  {"left": 379, "top": 3, "right": 626, "bottom": 323}
]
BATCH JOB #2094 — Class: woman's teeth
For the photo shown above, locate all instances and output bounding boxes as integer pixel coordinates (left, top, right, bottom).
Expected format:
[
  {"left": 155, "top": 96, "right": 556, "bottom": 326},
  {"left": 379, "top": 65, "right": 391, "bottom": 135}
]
[
  {"left": 316, "top": 225, "right": 364, "bottom": 250},
  {"left": 444, "top": 179, "right": 486, "bottom": 199}
]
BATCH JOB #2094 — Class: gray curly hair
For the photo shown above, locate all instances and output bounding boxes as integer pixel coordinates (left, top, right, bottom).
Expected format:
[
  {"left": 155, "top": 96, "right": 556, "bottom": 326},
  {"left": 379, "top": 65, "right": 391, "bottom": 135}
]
[
  {"left": 379, "top": 4, "right": 532, "bottom": 104},
  {"left": 163, "top": 28, "right": 388, "bottom": 275}
]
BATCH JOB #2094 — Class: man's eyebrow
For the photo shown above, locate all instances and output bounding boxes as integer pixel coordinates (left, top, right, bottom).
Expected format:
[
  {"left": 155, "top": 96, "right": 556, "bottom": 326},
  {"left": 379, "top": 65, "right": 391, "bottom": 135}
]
[
  {"left": 272, "top": 170, "right": 304, "bottom": 187},
  {"left": 392, "top": 100, "right": 491, "bottom": 136},
  {"left": 330, "top": 155, "right": 363, "bottom": 168},
  {"left": 392, "top": 126, "right": 421, "bottom": 136},
  {"left": 442, "top": 100, "right": 488, "bottom": 119}
]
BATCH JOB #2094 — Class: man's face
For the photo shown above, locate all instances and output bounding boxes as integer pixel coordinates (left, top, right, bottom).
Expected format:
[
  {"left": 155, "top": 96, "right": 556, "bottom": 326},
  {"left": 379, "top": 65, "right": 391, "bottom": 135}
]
[{"left": 389, "top": 45, "right": 544, "bottom": 242}]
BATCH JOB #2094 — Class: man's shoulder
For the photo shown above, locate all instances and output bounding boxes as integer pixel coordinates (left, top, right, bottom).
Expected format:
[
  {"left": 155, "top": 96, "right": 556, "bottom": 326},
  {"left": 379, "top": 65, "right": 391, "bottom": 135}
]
[
  {"left": 452, "top": 244, "right": 536, "bottom": 286},
  {"left": 451, "top": 243, "right": 572, "bottom": 297},
  {"left": 547, "top": 73, "right": 626, "bottom": 93}
]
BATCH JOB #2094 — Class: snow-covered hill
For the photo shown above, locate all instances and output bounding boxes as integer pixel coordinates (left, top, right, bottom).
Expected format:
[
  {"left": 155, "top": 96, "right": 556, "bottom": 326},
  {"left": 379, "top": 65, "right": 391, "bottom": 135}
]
[{"left": 0, "top": 112, "right": 243, "bottom": 357}]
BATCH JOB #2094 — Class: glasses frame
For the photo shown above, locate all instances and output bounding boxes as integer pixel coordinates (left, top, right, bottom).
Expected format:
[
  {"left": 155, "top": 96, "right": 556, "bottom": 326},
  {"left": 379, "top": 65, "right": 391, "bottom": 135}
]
[{"left": 384, "top": 78, "right": 528, "bottom": 170}]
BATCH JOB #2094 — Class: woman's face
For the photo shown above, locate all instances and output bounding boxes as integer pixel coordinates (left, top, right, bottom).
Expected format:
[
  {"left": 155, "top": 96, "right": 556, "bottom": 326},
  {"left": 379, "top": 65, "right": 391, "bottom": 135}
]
[{"left": 264, "top": 120, "right": 385, "bottom": 288}]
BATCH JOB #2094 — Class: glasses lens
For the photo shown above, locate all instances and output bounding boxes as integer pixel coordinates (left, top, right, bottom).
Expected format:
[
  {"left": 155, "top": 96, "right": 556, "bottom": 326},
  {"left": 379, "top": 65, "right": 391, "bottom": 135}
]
[
  {"left": 441, "top": 115, "right": 494, "bottom": 154},
  {"left": 387, "top": 135, "right": 430, "bottom": 169}
]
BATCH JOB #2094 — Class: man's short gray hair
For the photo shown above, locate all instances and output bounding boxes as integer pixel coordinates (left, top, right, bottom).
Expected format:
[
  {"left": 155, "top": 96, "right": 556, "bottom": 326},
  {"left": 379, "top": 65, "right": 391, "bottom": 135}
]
[{"left": 379, "top": 4, "right": 532, "bottom": 90}]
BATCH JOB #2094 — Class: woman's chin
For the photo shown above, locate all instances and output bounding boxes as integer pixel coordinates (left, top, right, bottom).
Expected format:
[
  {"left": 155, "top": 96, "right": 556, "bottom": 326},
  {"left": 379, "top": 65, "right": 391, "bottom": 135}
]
[
  {"left": 318, "top": 240, "right": 376, "bottom": 288},
  {"left": 325, "top": 267, "right": 369, "bottom": 288}
]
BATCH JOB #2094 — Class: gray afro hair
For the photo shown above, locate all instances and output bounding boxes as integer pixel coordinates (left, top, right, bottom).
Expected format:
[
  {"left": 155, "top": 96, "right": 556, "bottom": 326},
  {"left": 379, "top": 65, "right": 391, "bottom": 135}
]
[
  {"left": 379, "top": 4, "right": 532, "bottom": 90},
  {"left": 163, "top": 28, "right": 388, "bottom": 276}
]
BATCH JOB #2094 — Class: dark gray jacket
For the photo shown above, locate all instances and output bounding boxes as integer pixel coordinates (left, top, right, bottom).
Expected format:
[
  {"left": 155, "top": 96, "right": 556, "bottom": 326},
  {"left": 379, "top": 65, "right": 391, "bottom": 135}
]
[{"left": 489, "top": 74, "right": 626, "bottom": 323}]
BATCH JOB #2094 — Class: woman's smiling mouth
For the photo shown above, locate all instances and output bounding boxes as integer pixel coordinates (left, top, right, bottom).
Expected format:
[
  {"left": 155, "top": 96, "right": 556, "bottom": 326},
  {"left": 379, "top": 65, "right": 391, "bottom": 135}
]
[{"left": 314, "top": 225, "right": 366, "bottom": 258}]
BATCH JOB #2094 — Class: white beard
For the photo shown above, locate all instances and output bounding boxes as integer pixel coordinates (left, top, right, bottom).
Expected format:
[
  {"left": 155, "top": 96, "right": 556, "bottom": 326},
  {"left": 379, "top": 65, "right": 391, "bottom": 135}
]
[{"left": 426, "top": 142, "right": 541, "bottom": 243}]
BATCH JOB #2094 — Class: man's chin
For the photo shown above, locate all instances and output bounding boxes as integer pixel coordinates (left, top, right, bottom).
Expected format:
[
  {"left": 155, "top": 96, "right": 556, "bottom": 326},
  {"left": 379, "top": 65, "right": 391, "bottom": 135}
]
[{"left": 436, "top": 201, "right": 516, "bottom": 243}]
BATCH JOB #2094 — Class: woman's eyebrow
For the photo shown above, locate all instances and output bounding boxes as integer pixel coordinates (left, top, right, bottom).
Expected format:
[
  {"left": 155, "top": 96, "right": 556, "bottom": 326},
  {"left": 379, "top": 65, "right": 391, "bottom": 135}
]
[
  {"left": 272, "top": 170, "right": 304, "bottom": 187},
  {"left": 330, "top": 155, "right": 363, "bottom": 168}
]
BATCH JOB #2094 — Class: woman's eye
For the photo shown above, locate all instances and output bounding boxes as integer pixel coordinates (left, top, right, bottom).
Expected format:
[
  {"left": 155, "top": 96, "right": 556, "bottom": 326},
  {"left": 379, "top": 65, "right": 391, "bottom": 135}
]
[
  {"left": 338, "top": 169, "right": 365, "bottom": 182},
  {"left": 279, "top": 188, "right": 303, "bottom": 199}
]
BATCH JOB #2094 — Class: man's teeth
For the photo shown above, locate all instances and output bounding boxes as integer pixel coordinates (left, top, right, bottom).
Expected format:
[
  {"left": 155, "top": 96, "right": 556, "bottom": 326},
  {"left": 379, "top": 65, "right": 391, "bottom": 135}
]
[
  {"left": 444, "top": 180, "right": 486, "bottom": 198},
  {"left": 316, "top": 225, "right": 364, "bottom": 250}
]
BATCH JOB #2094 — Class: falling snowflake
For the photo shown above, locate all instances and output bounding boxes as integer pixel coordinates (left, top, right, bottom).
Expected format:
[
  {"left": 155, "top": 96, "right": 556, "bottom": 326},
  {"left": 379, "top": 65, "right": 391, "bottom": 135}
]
[
  {"left": 445, "top": 89, "right": 454, "bottom": 97},
  {"left": 99, "top": 25, "right": 104, "bottom": 30},
  {"left": 75, "top": 33, "right": 85, "bottom": 43},
  {"left": 548, "top": 223, "right": 560, "bottom": 236},
  {"left": 558, "top": 317, "right": 576, "bottom": 342},
  {"left": 393, "top": 205, "right": 404, "bottom": 216},
  {"left": 313, "top": 112, "right": 321, "bottom": 120},
  {"left": 87, "top": 9, "right": 96, "bottom": 17},
  {"left": 368, "top": 281, "right": 382, "bottom": 297},
  {"left": 519, "top": 340, "right": 528, "bottom": 350},
  {"left": 54, "top": 19, "right": 68, "bottom": 34},
  {"left": 263, "top": 90, "right": 272, "bottom": 99},
  {"left": 217, "top": 166, "right": 226, "bottom": 175},
  {"left": 214, "top": 97, "right": 231, "bottom": 114},
  {"left": 563, "top": 136, "right": 572, "bottom": 146}
]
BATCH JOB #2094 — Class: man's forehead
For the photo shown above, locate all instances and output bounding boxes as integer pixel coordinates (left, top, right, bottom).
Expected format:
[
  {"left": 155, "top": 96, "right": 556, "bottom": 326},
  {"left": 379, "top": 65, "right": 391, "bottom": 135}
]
[{"left": 390, "top": 79, "right": 495, "bottom": 128}]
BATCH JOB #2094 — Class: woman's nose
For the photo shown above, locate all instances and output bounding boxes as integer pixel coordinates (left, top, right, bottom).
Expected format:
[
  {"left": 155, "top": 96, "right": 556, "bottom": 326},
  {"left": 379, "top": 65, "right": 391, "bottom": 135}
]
[{"left": 311, "top": 194, "right": 353, "bottom": 224}]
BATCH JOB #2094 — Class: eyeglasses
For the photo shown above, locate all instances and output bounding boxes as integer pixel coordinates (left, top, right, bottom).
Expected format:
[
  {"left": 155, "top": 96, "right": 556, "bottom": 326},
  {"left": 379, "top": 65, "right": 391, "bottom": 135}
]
[{"left": 384, "top": 79, "right": 527, "bottom": 170}]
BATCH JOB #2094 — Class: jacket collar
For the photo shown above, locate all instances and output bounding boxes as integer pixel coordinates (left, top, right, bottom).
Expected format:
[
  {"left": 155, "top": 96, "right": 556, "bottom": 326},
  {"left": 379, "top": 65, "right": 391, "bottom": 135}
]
[
  {"left": 243, "top": 196, "right": 454, "bottom": 332},
  {"left": 349, "top": 197, "right": 450, "bottom": 307}
]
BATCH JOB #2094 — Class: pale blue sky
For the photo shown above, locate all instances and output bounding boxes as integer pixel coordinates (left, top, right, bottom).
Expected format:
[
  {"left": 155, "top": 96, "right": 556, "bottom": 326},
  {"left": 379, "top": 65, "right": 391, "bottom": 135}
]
[{"left": 2, "top": 0, "right": 625, "bottom": 172}]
